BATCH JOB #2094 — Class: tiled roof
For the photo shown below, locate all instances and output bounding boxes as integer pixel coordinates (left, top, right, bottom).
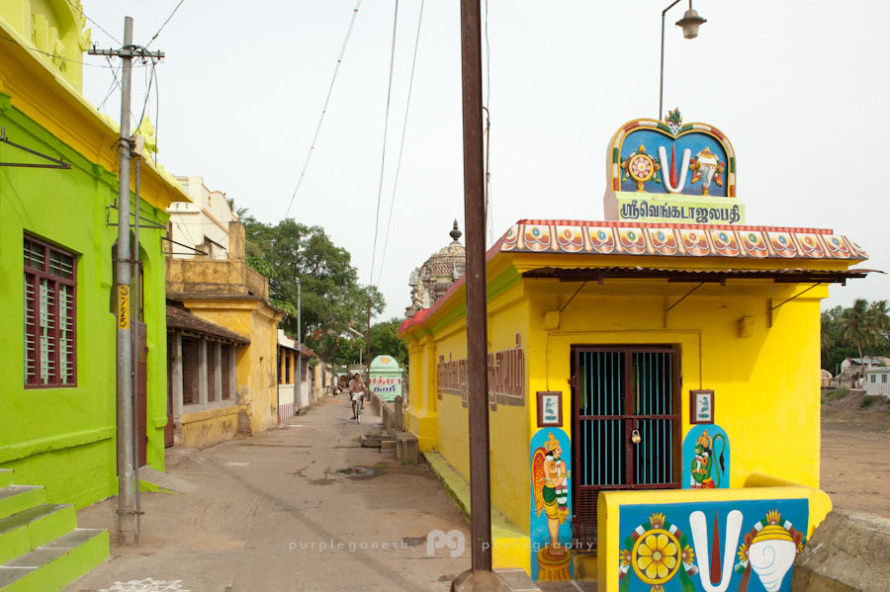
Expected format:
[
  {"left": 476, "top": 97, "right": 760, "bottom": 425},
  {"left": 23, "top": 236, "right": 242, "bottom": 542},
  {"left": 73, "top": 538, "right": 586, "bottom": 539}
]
[
  {"left": 166, "top": 305, "right": 250, "bottom": 345},
  {"left": 398, "top": 218, "right": 872, "bottom": 337},
  {"left": 502, "top": 220, "right": 868, "bottom": 260}
]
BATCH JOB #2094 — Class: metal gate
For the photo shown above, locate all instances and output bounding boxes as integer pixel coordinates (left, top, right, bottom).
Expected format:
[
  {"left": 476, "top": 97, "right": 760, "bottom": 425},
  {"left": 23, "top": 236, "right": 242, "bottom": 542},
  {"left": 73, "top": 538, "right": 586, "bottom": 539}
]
[{"left": 571, "top": 346, "right": 681, "bottom": 548}]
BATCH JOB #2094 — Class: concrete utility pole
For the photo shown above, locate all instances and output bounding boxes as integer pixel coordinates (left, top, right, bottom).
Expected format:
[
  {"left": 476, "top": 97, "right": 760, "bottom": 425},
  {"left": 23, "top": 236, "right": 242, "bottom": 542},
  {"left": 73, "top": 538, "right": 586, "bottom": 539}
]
[
  {"left": 454, "top": 0, "right": 495, "bottom": 588},
  {"left": 89, "top": 17, "right": 164, "bottom": 547}
]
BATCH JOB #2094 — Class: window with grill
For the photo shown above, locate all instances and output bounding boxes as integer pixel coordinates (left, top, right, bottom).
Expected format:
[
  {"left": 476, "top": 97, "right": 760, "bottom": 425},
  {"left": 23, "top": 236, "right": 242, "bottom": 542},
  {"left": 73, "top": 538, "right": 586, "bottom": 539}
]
[{"left": 24, "top": 236, "right": 77, "bottom": 388}]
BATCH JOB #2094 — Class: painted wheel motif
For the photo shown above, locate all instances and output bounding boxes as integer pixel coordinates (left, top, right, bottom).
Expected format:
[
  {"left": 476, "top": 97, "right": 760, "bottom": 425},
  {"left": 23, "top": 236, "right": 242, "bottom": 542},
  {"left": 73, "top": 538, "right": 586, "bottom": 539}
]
[
  {"left": 628, "top": 154, "right": 655, "bottom": 183},
  {"left": 631, "top": 528, "right": 682, "bottom": 584}
]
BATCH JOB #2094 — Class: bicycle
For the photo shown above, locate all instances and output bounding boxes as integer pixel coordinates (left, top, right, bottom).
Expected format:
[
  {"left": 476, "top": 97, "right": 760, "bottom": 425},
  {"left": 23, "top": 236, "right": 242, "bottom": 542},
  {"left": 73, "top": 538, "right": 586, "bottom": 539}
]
[{"left": 353, "top": 394, "right": 363, "bottom": 424}]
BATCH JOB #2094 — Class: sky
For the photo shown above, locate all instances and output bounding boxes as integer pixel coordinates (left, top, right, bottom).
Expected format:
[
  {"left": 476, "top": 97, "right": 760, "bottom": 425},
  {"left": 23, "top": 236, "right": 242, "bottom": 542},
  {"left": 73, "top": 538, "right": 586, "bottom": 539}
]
[{"left": 79, "top": 0, "right": 890, "bottom": 322}]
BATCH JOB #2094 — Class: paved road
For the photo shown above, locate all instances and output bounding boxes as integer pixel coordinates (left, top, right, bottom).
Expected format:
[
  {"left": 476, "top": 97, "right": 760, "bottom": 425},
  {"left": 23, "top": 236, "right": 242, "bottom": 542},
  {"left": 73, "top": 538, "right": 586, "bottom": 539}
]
[{"left": 66, "top": 396, "right": 471, "bottom": 592}]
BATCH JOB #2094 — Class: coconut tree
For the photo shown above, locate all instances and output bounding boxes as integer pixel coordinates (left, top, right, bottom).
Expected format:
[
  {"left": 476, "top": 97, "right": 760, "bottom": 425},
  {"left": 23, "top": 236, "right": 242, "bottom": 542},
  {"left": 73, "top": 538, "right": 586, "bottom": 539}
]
[
  {"left": 839, "top": 299, "right": 889, "bottom": 364},
  {"left": 867, "top": 300, "right": 890, "bottom": 357}
]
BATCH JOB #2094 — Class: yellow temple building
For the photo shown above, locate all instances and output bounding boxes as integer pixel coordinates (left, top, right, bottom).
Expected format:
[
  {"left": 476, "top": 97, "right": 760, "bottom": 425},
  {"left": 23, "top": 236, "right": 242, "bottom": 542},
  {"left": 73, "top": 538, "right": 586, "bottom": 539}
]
[{"left": 399, "top": 112, "right": 871, "bottom": 589}]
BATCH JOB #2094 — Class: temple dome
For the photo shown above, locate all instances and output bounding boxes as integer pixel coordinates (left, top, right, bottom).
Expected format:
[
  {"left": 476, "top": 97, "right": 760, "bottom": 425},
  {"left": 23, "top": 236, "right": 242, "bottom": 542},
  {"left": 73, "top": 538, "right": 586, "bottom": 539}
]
[{"left": 405, "top": 221, "right": 466, "bottom": 317}]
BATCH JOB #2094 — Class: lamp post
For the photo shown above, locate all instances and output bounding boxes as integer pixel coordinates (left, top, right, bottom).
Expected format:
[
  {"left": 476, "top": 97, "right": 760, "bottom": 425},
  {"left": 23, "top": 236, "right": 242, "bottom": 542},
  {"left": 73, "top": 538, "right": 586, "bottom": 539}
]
[
  {"left": 347, "top": 326, "right": 365, "bottom": 368},
  {"left": 659, "top": 0, "right": 707, "bottom": 121}
]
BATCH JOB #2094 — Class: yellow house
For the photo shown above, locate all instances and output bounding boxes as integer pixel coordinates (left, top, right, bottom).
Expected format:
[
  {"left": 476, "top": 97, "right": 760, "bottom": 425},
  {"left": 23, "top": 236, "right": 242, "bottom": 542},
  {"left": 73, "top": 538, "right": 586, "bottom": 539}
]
[
  {"left": 166, "top": 219, "right": 284, "bottom": 447},
  {"left": 399, "top": 113, "right": 871, "bottom": 589}
]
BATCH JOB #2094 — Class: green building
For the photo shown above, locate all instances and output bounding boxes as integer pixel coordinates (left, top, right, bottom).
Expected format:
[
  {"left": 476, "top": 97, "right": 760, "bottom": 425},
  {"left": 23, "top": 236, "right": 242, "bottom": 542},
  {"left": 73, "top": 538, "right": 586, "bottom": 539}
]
[{"left": 0, "top": 2, "right": 189, "bottom": 589}]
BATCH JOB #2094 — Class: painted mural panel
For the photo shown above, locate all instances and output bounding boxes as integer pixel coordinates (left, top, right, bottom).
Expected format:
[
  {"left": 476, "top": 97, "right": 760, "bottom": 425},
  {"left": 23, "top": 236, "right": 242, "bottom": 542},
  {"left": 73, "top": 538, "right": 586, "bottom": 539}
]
[
  {"left": 618, "top": 499, "right": 808, "bottom": 592},
  {"left": 529, "top": 428, "right": 573, "bottom": 581},
  {"left": 682, "top": 425, "right": 730, "bottom": 489},
  {"left": 369, "top": 355, "right": 403, "bottom": 402},
  {"left": 612, "top": 112, "right": 734, "bottom": 199}
]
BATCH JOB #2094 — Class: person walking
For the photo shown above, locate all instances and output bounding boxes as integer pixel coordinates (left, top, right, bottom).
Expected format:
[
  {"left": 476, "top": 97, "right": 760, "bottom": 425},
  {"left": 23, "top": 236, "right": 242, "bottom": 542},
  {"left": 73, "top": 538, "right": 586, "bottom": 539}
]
[{"left": 348, "top": 373, "right": 366, "bottom": 420}]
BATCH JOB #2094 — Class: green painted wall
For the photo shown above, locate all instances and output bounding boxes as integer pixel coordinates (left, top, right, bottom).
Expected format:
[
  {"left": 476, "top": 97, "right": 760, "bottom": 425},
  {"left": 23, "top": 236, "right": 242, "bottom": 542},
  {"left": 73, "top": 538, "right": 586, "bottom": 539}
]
[{"left": 0, "top": 95, "right": 169, "bottom": 508}]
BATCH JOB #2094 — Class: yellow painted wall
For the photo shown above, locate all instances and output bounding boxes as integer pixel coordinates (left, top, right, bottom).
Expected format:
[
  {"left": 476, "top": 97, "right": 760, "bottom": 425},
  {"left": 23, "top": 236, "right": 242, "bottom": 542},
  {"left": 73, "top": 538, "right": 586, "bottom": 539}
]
[
  {"left": 405, "top": 336, "right": 440, "bottom": 451},
  {"left": 434, "top": 323, "right": 470, "bottom": 476},
  {"left": 402, "top": 248, "right": 838, "bottom": 566},
  {"left": 525, "top": 276, "right": 825, "bottom": 490},
  {"left": 181, "top": 299, "right": 283, "bottom": 436},
  {"left": 180, "top": 405, "right": 240, "bottom": 449}
]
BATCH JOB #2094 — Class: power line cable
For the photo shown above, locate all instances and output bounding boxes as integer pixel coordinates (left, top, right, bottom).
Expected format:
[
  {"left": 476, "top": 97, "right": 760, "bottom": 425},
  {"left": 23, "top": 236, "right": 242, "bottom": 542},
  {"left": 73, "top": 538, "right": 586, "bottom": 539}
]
[
  {"left": 282, "top": 0, "right": 364, "bottom": 222},
  {"left": 97, "top": 58, "right": 122, "bottom": 111},
  {"left": 133, "top": 60, "right": 156, "bottom": 132},
  {"left": 0, "top": 31, "right": 121, "bottom": 68},
  {"left": 64, "top": 0, "right": 121, "bottom": 45},
  {"left": 375, "top": 0, "right": 425, "bottom": 287},
  {"left": 153, "top": 63, "right": 160, "bottom": 165},
  {"left": 146, "top": 0, "right": 187, "bottom": 48},
  {"left": 368, "top": 0, "right": 400, "bottom": 287}
]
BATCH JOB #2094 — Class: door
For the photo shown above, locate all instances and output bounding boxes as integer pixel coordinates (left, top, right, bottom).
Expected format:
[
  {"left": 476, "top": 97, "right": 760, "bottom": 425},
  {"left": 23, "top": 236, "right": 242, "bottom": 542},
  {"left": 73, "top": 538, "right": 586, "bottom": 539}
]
[
  {"left": 571, "top": 346, "right": 681, "bottom": 548},
  {"left": 135, "top": 322, "right": 148, "bottom": 467},
  {"left": 165, "top": 334, "right": 175, "bottom": 448}
]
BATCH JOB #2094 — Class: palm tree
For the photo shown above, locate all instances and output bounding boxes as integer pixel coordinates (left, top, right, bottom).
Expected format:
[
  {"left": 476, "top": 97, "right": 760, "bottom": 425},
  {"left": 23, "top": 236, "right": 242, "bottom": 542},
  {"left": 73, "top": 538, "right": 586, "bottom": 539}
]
[
  {"left": 867, "top": 300, "right": 890, "bottom": 355},
  {"left": 839, "top": 299, "right": 889, "bottom": 364}
]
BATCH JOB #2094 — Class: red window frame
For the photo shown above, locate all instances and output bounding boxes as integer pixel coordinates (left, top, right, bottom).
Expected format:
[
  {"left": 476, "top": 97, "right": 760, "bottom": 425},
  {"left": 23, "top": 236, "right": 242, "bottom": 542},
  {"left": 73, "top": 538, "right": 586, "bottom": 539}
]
[{"left": 24, "top": 236, "right": 77, "bottom": 388}]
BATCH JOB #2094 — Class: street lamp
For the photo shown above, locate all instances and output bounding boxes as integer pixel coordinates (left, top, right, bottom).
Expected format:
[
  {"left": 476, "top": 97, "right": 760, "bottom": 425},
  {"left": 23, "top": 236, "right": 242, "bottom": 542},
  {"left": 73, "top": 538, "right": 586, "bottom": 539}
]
[
  {"left": 347, "top": 326, "right": 365, "bottom": 366},
  {"left": 659, "top": 0, "right": 707, "bottom": 120}
]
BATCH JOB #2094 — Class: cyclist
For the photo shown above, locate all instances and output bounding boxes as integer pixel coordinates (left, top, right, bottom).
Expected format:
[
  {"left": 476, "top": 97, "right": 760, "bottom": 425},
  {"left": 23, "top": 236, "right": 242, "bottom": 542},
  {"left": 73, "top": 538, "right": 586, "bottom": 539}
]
[{"left": 349, "top": 373, "right": 366, "bottom": 421}]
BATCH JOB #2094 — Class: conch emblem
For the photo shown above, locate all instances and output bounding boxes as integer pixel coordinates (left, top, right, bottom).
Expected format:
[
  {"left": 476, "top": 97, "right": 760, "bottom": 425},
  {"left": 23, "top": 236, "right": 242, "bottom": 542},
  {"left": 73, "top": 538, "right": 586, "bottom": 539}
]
[
  {"left": 690, "top": 147, "right": 725, "bottom": 195},
  {"left": 735, "top": 510, "right": 805, "bottom": 592}
]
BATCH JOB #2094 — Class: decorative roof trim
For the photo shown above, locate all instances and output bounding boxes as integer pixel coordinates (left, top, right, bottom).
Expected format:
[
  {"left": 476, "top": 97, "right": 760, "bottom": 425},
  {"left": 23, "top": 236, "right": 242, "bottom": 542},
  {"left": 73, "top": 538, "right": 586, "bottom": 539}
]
[
  {"left": 522, "top": 266, "right": 876, "bottom": 285},
  {"left": 502, "top": 220, "right": 868, "bottom": 261}
]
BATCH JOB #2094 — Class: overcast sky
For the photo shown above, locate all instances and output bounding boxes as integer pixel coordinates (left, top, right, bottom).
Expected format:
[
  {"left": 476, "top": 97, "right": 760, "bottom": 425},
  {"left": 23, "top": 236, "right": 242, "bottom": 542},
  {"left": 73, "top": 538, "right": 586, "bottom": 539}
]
[{"left": 80, "top": 0, "right": 890, "bottom": 322}]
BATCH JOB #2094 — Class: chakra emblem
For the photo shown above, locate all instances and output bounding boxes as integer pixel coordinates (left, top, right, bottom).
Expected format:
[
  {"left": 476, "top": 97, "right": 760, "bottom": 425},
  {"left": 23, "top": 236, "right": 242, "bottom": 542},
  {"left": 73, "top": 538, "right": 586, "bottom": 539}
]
[
  {"left": 619, "top": 512, "right": 699, "bottom": 592},
  {"left": 632, "top": 528, "right": 682, "bottom": 584}
]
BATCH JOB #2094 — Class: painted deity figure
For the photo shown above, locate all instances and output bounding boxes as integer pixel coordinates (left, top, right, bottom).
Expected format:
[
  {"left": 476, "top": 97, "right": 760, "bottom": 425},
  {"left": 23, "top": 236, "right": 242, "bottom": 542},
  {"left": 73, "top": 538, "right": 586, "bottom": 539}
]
[
  {"left": 533, "top": 433, "right": 569, "bottom": 553},
  {"left": 690, "top": 429, "right": 725, "bottom": 488}
]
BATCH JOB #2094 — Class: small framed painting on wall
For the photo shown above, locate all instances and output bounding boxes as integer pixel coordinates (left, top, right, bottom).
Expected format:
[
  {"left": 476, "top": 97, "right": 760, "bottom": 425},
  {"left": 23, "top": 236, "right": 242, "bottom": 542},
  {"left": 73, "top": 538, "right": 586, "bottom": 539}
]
[
  {"left": 537, "top": 391, "right": 563, "bottom": 427},
  {"left": 690, "top": 390, "right": 715, "bottom": 424}
]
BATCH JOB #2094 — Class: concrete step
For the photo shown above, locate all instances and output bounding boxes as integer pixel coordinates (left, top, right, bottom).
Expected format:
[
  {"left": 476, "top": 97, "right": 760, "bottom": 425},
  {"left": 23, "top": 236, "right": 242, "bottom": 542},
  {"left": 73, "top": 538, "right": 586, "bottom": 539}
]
[
  {"left": 0, "top": 488, "right": 44, "bottom": 522},
  {"left": 0, "top": 504, "right": 77, "bottom": 565},
  {"left": 0, "top": 473, "right": 13, "bottom": 490},
  {"left": 0, "top": 528, "right": 109, "bottom": 592},
  {"left": 361, "top": 433, "right": 390, "bottom": 448}
]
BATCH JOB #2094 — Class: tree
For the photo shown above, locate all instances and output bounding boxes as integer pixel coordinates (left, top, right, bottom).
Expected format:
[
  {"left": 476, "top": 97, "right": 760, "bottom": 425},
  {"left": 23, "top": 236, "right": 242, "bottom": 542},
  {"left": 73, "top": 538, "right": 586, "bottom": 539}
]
[
  {"left": 837, "top": 299, "right": 890, "bottom": 364},
  {"left": 242, "top": 217, "right": 384, "bottom": 362},
  {"left": 369, "top": 318, "right": 409, "bottom": 368}
]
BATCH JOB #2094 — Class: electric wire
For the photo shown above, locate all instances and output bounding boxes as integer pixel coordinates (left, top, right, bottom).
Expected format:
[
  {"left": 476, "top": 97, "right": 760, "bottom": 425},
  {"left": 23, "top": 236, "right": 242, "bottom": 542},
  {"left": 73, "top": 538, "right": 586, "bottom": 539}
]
[
  {"left": 146, "top": 0, "right": 187, "bottom": 48},
  {"left": 0, "top": 32, "right": 123, "bottom": 68},
  {"left": 282, "top": 0, "right": 364, "bottom": 222},
  {"left": 64, "top": 0, "right": 121, "bottom": 45},
  {"left": 153, "top": 62, "right": 160, "bottom": 165},
  {"left": 133, "top": 61, "right": 156, "bottom": 132},
  {"left": 375, "top": 0, "right": 425, "bottom": 288},
  {"left": 96, "top": 58, "right": 122, "bottom": 112},
  {"left": 368, "top": 0, "right": 400, "bottom": 287}
]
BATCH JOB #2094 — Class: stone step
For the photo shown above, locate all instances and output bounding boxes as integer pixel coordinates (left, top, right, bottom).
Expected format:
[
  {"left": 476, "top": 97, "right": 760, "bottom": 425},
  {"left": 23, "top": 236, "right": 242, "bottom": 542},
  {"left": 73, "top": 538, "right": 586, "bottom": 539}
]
[
  {"left": 0, "top": 528, "right": 109, "bottom": 592},
  {"left": 0, "top": 487, "right": 44, "bottom": 522},
  {"left": 361, "top": 434, "right": 391, "bottom": 448},
  {"left": 0, "top": 504, "right": 77, "bottom": 565},
  {"left": 0, "top": 472, "right": 13, "bottom": 490}
]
